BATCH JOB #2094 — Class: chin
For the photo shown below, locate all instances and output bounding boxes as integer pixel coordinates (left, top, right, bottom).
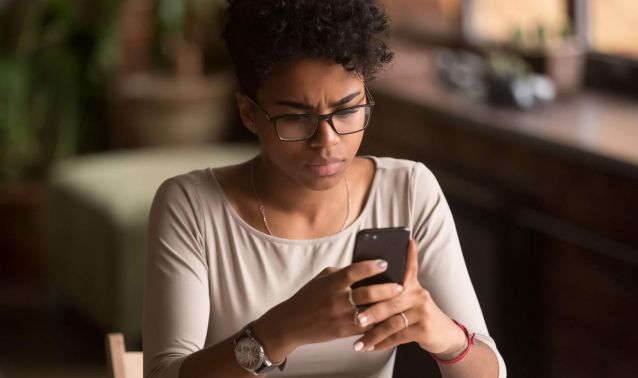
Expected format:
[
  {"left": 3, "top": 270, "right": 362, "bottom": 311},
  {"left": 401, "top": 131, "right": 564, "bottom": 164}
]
[
  {"left": 298, "top": 168, "right": 346, "bottom": 191},
  {"left": 307, "top": 177, "right": 342, "bottom": 191}
]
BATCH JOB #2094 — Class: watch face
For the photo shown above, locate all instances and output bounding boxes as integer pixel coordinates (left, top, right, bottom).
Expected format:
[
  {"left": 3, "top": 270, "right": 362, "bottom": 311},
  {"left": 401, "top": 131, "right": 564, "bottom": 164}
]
[{"left": 235, "top": 337, "right": 264, "bottom": 371}]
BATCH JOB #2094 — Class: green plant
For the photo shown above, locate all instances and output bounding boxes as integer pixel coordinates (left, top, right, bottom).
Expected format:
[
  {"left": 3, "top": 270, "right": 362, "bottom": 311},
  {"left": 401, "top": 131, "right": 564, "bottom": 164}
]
[{"left": 0, "top": 0, "right": 122, "bottom": 182}]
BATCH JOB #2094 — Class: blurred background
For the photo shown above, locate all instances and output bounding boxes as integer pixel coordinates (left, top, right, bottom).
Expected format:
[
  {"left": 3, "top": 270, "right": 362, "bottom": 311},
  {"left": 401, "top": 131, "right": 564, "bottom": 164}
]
[{"left": 0, "top": 0, "right": 636, "bottom": 377}]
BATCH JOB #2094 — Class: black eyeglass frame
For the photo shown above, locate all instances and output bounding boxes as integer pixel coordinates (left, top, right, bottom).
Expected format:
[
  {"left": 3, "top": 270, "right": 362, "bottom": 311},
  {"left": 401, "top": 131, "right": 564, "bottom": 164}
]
[{"left": 245, "top": 85, "right": 375, "bottom": 142}]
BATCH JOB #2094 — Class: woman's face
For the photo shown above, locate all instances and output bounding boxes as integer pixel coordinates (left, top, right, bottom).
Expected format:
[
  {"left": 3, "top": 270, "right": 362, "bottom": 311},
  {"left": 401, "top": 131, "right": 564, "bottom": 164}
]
[{"left": 244, "top": 58, "right": 368, "bottom": 191}]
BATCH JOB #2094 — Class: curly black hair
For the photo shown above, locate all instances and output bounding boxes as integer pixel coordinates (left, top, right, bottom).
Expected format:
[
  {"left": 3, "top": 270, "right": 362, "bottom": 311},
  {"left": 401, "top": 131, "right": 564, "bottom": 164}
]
[{"left": 221, "top": 0, "right": 394, "bottom": 97}]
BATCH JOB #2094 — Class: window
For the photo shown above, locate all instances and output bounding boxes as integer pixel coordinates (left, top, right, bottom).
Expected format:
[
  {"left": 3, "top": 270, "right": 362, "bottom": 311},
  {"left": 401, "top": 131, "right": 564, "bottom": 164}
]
[
  {"left": 467, "top": 0, "right": 568, "bottom": 46},
  {"left": 384, "top": 0, "right": 463, "bottom": 40},
  {"left": 387, "top": 0, "right": 638, "bottom": 94},
  {"left": 588, "top": 0, "right": 638, "bottom": 59}
]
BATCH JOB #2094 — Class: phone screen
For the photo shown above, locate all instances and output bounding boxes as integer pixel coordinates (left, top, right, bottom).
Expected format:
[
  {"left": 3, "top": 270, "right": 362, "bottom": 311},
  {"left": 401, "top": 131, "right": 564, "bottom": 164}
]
[{"left": 350, "top": 227, "right": 410, "bottom": 289}]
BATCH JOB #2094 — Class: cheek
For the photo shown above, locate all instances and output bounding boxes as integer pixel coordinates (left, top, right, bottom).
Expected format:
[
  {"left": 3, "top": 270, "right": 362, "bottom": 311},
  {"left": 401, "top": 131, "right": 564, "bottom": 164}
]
[
  {"left": 259, "top": 135, "right": 305, "bottom": 169},
  {"left": 255, "top": 119, "right": 277, "bottom": 141},
  {"left": 343, "top": 132, "right": 365, "bottom": 157},
  {"left": 258, "top": 129, "right": 364, "bottom": 171},
  {"left": 255, "top": 122, "right": 291, "bottom": 156}
]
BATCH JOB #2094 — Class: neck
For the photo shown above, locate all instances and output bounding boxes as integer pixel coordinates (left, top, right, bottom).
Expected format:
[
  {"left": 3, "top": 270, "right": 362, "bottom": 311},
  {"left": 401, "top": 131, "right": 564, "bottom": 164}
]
[{"left": 251, "top": 155, "right": 349, "bottom": 222}]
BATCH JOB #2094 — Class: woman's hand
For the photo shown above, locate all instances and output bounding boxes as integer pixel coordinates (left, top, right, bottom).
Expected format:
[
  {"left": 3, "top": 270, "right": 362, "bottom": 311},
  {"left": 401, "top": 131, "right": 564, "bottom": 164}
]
[
  {"left": 253, "top": 258, "right": 404, "bottom": 361},
  {"left": 351, "top": 240, "right": 468, "bottom": 358}
]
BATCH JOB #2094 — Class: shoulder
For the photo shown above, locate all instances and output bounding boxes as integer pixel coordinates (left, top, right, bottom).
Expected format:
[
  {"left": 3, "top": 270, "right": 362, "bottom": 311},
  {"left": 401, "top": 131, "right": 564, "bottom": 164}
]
[
  {"left": 367, "top": 156, "right": 442, "bottom": 211},
  {"left": 153, "top": 168, "right": 219, "bottom": 212},
  {"left": 157, "top": 168, "right": 212, "bottom": 195},
  {"left": 368, "top": 156, "right": 437, "bottom": 186}
]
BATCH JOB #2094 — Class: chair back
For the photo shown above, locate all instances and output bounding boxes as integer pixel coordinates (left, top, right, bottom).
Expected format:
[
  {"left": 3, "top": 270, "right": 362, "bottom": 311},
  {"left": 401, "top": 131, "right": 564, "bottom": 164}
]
[{"left": 106, "top": 333, "right": 143, "bottom": 378}]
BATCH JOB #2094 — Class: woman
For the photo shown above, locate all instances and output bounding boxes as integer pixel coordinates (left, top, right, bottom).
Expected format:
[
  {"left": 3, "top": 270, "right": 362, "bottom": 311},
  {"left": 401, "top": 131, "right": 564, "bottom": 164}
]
[{"left": 143, "top": 0, "right": 506, "bottom": 377}]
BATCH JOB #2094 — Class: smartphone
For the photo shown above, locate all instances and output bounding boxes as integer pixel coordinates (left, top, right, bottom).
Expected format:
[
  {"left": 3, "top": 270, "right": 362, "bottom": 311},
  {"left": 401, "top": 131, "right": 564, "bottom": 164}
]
[{"left": 350, "top": 227, "right": 410, "bottom": 289}]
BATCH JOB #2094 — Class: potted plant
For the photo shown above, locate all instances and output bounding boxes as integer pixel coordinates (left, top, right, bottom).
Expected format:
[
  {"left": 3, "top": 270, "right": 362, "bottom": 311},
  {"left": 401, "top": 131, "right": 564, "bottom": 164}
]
[
  {"left": 115, "top": 0, "right": 234, "bottom": 146},
  {"left": 0, "top": 0, "right": 120, "bottom": 282},
  {"left": 509, "top": 23, "right": 585, "bottom": 96}
]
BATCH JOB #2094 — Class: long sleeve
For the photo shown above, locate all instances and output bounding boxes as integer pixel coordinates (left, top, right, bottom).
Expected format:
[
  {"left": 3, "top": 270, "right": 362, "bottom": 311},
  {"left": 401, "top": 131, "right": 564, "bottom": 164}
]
[
  {"left": 409, "top": 162, "right": 507, "bottom": 377},
  {"left": 143, "top": 177, "right": 210, "bottom": 378}
]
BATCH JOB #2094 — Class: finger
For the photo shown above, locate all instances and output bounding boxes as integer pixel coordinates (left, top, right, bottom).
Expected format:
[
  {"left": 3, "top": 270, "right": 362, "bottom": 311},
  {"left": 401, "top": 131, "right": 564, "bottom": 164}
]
[
  {"left": 338, "top": 305, "right": 375, "bottom": 332},
  {"left": 351, "top": 283, "right": 404, "bottom": 306},
  {"left": 333, "top": 259, "right": 388, "bottom": 288},
  {"left": 317, "top": 266, "right": 339, "bottom": 278},
  {"left": 354, "top": 294, "right": 410, "bottom": 328},
  {"left": 370, "top": 327, "right": 414, "bottom": 351},
  {"left": 402, "top": 239, "right": 419, "bottom": 284},
  {"left": 342, "top": 317, "right": 375, "bottom": 336},
  {"left": 353, "top": 309, "right": 417, "bottom": 352}
]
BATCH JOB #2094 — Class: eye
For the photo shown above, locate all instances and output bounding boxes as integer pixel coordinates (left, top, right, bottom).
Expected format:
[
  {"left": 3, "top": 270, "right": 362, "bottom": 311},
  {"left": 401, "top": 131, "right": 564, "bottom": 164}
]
[
  {"left": 281, "top": 114, "right": 311, "bottom": 121},
  {"left": 334, "top": 108, "right": 358, "bottom": 118}
]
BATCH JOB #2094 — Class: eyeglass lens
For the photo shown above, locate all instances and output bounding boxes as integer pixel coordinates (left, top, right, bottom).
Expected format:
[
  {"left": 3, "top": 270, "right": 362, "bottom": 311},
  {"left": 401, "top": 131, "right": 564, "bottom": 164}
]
[{"left": 276, "top": 106, "right": 371, "bottom": 140}]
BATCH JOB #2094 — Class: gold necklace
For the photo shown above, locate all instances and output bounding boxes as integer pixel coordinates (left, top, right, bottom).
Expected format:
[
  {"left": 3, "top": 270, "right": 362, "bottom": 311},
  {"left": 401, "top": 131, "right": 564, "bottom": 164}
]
[{"left": 250, "top": 159, "right": 351, "bottom": 236}]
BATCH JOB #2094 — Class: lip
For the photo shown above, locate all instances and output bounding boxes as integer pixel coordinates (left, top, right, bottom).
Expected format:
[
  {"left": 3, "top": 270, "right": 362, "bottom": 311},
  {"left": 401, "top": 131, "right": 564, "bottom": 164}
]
[
  {"left": 305, "top": 159, "right": 345, "bottom": 177},
  {"left": 307, "top": 158, "right": 344, "bottom": 165}
]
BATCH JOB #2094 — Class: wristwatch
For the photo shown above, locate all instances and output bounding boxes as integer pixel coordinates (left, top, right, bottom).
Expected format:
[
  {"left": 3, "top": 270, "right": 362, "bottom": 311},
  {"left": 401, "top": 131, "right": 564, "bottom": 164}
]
[{"left": 233, "top": 322, "right": 287, "bottom": 375}]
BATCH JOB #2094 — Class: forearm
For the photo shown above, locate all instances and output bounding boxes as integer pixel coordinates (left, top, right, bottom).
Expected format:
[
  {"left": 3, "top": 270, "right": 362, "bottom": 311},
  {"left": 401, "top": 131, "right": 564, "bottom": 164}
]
[
  {"left": 437, "top": 339, "right": 499, "bottom": 378},
  {"left": 178, "top": 313, "right": 295, "bottom": 378},
  {"left": 178, "top": 335, "right": 254, "bottom": 378}
]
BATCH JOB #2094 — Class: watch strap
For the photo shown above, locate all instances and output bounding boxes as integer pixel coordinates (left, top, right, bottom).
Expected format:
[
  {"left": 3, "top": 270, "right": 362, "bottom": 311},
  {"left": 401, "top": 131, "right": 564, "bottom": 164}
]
[{"left": 234, "top": 322, "right": 287, "bottom": 374}]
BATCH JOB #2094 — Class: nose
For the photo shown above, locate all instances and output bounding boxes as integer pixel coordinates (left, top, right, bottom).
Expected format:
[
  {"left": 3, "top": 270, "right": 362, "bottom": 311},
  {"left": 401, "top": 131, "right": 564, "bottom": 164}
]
[{"left": 309, "top": 118, "right": 340, "bottom": 148}]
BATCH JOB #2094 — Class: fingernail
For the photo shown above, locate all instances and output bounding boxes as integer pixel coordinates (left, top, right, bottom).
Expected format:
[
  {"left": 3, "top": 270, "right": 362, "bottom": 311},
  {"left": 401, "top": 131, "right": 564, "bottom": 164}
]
[
  {"left": 377, "top": 260, "right": 387, "bottom": 270},
  {"left": 366, "top": 345, "right": 375, "bottom": 352},
  {"left": 354, "top": 341, "right": 364, "bottom": 352},
  {"left": 396, "top": 285, "right": 404, "bottom": 293},
  {"left": 358, "top": 313, "right": 368, "bottom": 326}
]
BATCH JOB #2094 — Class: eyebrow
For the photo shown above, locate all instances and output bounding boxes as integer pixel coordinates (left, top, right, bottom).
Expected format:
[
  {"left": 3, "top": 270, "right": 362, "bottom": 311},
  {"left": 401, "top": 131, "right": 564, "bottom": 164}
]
[{"left": 275, "top": 91, "right": 362, "bottom": 110}]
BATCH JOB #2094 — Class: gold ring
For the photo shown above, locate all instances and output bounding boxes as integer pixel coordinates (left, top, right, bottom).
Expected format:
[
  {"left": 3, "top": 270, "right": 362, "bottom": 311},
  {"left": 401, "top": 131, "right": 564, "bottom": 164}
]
[
  {"left": 348, "top": 290, "right": 357, "bottom": 307},
  {"left": 400, "top": 312, "right": 409, "bottom": 329}
]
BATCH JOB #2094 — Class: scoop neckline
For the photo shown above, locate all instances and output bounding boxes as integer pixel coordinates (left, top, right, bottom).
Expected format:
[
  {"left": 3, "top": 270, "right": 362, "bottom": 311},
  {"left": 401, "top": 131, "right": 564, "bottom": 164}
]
[{"left": 207, "top": 156, "right": 380, "bottom": 245}]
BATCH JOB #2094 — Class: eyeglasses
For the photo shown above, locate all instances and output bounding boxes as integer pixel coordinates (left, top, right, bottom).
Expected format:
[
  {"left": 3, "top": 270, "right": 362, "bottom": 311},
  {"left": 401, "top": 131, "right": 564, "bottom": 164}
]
[{"left": 245, "top": 86, "right": 375, "bottom": 141}]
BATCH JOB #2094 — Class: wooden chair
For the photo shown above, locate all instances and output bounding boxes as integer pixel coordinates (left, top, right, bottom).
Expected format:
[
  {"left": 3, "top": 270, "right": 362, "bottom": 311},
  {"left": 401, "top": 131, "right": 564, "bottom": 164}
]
[{"left": 106, "top": 333, "right": 143, "bottom": 378}]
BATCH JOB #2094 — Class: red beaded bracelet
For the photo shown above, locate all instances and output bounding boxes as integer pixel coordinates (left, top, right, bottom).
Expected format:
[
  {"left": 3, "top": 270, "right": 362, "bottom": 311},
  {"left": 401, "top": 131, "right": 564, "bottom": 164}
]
[{"left": 430, "top": 319, "right": 475, "bottom": 365}]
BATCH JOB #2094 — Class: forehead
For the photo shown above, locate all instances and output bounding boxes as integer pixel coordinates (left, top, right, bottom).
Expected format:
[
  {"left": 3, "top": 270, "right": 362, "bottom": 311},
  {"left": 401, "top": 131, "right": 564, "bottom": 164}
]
[{"left": 257, "top": 58, "right": 364, "bottom": 103}]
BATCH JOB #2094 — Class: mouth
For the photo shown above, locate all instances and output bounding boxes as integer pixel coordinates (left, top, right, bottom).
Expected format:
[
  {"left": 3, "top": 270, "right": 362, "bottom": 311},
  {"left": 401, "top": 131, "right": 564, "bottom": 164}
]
[{"left": 305, "top": 159, "right": 345, "bottom": 177}]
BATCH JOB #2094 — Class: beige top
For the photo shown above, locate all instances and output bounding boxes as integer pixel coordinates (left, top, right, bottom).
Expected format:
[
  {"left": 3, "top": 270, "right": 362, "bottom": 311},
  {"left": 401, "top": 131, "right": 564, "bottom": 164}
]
[{"left": 143, "top": 156, "right": 506, "bottom": 378}]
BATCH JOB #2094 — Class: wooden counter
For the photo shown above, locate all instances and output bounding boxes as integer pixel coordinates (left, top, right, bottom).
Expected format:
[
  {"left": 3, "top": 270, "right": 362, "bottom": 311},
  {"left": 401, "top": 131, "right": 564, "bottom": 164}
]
[
  {"left": 366, "top": 41, "right": 638, "bottom": 378},
  {"left": 371, "top": 43, "right": 638, "bottom": 179}
]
